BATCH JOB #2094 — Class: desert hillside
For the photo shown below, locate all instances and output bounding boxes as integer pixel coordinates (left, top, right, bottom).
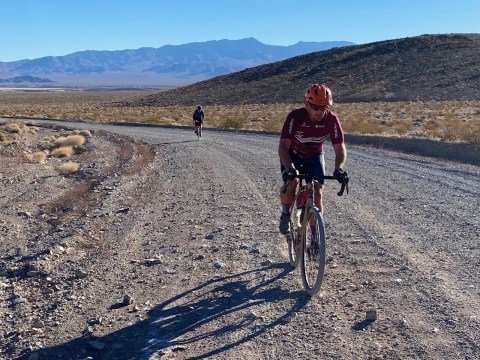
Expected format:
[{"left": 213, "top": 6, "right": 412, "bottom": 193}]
[{"left": 118, "top": 34, "right": 480, "bottom": 106}]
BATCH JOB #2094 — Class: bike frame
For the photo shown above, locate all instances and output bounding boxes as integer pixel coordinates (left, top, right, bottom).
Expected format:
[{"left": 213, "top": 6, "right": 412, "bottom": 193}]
[
  {"left": 283, "top": 172, "right": 348, "bottom": 296},
  {"left": 195, "top": 124, "right": 202, "bottom": 140}
]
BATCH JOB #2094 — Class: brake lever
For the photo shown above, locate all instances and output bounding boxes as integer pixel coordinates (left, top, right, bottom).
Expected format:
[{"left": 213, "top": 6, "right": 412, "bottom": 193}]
[{"left": 337, "top": 176, "right": 349, "bottom": 196}]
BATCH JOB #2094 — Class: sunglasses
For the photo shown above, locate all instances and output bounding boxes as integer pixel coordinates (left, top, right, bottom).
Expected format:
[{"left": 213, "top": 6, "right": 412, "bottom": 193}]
[{"left": 307, "top": 102, "right": 328, "bottom": 111}]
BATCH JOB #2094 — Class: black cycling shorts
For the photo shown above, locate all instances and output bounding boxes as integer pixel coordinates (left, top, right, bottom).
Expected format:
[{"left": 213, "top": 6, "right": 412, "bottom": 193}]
[{"left": 280, "top": 150, "right": 325, "bottom": 185}]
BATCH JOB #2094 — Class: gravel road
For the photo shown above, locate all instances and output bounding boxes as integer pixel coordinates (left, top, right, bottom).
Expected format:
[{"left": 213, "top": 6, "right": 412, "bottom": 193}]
[{"left": 1, "top": 120, "right": 479, "bottom": 360}]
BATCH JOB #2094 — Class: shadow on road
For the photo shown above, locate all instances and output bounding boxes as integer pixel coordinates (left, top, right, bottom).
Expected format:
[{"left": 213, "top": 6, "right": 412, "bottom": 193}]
[
  {"left": 18, "top": 263, "right": 309, "bottom": 360},
  {"left": 351, "top": 319, "right": 375, "bottom": 332},
  {"left": 157, "top": 140, "right": 200, "bottom": 145}
]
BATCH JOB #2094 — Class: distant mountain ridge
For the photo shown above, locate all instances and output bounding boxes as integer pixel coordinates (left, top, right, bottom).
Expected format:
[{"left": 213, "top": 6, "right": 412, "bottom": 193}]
[
  {"left": 0, "top": 38, "right": 354, "bottom": 84},
  {"left": 0, "top": 75, "right": 53, "bottom": 84},
  {"left": 121, "top": 34, "right": 480, "bottom": 104}
]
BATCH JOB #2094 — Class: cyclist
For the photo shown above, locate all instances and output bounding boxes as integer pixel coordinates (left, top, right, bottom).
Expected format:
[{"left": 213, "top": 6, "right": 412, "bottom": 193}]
[
  {"left": 192, "top": 105, "right": 205, "bottom": 137},
  {"left": 278, "top": 83, "right": 348, "bottom": 235}
]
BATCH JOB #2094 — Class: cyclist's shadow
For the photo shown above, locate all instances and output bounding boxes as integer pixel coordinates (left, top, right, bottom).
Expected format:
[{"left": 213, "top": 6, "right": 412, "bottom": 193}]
[
  {"left": 19, "top": 263, "right": 309, "bottom": 360},
  {"left": 147, "top": 262, "right": 309, "bottom": 359}
]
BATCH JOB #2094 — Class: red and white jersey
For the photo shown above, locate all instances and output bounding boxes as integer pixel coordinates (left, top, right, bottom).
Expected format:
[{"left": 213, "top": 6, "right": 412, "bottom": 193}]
[{"left": 280, "top": 108, "right": 344, "bottom": 157}]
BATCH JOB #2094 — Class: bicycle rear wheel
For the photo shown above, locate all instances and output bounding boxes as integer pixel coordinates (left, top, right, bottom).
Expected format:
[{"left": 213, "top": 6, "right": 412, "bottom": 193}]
[
  {"left": 300, "top": 206, "right": 326, "bottom": 296},
  {"left": 287, "top": 197, "right": 303, "bottom": 268}
]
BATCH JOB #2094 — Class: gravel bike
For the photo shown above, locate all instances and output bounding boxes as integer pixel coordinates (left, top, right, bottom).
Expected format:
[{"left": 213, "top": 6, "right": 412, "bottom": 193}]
[
  {"left": 283, "top": 171, "right": 349, "bottom": 296},
  {"left": 194, "top": 123, "right": 202, "bottom": 140}
]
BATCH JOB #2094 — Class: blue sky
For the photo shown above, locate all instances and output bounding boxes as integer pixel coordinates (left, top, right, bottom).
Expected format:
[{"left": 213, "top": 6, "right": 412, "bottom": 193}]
[{"left": 1, "top": 0, "right": 478, "bottom": 62}]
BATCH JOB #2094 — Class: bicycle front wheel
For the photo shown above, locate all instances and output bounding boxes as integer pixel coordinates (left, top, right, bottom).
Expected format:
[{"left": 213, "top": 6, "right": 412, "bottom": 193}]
[
  {"left": 287, "top": 199, "right": 303, "bottom": 268},
  {"left": 300, "top": 206, "right": 326, "bottom": 296}
]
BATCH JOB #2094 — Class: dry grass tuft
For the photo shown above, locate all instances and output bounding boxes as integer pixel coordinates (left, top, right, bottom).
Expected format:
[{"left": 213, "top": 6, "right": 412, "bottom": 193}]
[
  {"left": 3, "top": 123, "right": 23, "bottom": 134},
  {"left": 38, "top": 141, "right": 56, "bottom": 151},
  {"left": 0, "top": 132, "right": 13, "bottom": 142},
  {"left": 262, "top": 119, "right": 284, "bottom": 132},
  {"left": 54, "top": 135, "right": 86, "bottom": 147},
  {"left": 1, "top": 91, "right": 479, "bottom": 144},
  {"left": 78, "top": 129, "right": 92, "bottom": 137},
  {"left": 51, "top": 147, "right": 74, "bottom": 157},
  {"left": 220, "top": 115, "right": 246, "bottom": 130},
  {"left": 0, "top": 120, "right": 29, "bottom": 133},
  {"left": 341, "top": 111, "right": 384, "bottom": 135},
  {"left": 58, "top": 161, "right": 80, "bottom": 174},
  {"left": 26, "top": 152, "right": 47, "bottom": 164}
]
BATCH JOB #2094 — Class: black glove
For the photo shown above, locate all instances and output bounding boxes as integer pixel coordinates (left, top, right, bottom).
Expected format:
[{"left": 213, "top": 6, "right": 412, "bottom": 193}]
[
  {"left": 333, "top": 168, "right": 347, "bottom": 183},
  {"left": 282, "top": 167, "right": 299, "bottom": 182}
]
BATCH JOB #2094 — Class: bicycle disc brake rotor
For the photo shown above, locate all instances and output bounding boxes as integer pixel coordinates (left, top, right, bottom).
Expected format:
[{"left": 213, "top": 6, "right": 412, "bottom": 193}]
[{"left": 307, "top": 232, "right": 320, "bottom": 261}]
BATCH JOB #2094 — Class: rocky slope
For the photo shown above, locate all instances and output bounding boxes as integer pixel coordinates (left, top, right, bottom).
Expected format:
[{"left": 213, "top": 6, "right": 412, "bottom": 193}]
[{"left": 117, "top": 34, "right": 480, "bottom": 106}]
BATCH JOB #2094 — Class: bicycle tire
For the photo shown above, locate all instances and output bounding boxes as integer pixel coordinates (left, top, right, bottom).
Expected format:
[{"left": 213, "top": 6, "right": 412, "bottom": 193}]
[
  {"left": 287, "top": 193, "right": 303, "bottom": 268},
  {"left": 300, "top": 206, "right": 326, "bottom": 296}
]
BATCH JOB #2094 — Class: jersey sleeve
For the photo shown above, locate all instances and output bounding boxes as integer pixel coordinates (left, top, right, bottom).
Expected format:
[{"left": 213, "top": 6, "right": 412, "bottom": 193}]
[
  {"left": 280, "top": 111, "right": 296, "bottom": 140},
  {"left": 330, "top": 113, "right": 345, "bottom": 145}
]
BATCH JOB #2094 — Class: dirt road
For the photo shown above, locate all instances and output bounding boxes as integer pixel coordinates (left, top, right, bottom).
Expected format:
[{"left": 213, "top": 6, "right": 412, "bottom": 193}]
[{"left": 1, "top": 120, "right": 479, "bottom": 360}]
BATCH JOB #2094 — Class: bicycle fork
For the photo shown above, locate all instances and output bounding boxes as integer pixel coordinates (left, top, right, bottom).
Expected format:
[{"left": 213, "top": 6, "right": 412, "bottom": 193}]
[{"left": 303, "top": 183, "right": 318, "bottom": 253}]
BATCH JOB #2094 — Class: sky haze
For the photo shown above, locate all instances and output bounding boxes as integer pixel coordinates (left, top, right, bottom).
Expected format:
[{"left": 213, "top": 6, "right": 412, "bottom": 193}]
[{"left": 0, "top": 0, "right": 479, "bottom": 62}]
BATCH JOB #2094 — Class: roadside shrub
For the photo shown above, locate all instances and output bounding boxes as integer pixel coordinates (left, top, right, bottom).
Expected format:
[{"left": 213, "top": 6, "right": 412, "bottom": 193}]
[
  {"left": 3, "top": 123, "right": 23, "bottom": 134},
  {"left": 441, "top": 116, "right": 464, "bottom": 142},
  {"left": 342, "top": 112, "right": 384, "bottom": 134},
  {"left": 38, "top": 141, "right": 56, "bottom": 151},
  {"left": 78, "top": 129, "right": 92, "bottom": 137},
  {"left": 394, "top": 120, "right": 414, "bottom": 135},
  {"left": 220, "top": 115, "right": 245, "bottom": 130},
  {"left": 0, "top": 132, "right": 13, "bottom": 142},
  {"left": 424, "top": 120, "right": 441, "bottom": 138},
  {"left": 263, "top": 119, "right": 284, "bottom": 132},
  {"left": 54, "top": 135, "right": 85, "bottom": 147},
  {"left": 464, "top": 123, "right": 480, "bottom": 145},
  {"left": 58, "top": 162, "right": 80, "bottom": 174},
  {"left": 51, "top": 147, "right": 74, "bottom": 157},
  {"left": 26, "top": 152, "right": 47, "bottom": 164},
  {"left": 73, "top": 145, "right": 87, "bottom": 154}
]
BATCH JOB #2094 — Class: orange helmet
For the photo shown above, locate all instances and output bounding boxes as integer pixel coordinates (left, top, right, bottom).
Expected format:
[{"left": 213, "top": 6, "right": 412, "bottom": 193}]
[{"left": 304, "top": 84, "right": 333, "bottom": 106}]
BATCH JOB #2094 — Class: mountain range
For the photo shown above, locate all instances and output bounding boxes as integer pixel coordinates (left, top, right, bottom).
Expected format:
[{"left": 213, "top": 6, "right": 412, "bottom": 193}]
[
  {"left": 0, "top": 38, "right": 354, "bottom": 86},
  {"left": 0, "top": 75, "right": 53, "bottom": 84},
  {"left": 119, "top": 33, "right": 480, "bottom": 105}
]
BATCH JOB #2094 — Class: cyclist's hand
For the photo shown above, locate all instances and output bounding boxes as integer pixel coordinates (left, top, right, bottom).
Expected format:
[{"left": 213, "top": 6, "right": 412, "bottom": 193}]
[
  {"left": 282, "top": 167, "right": 298, "bottom": 182},
  {"left": 333, "top": 168, "right": 348, "bottom": 183}
]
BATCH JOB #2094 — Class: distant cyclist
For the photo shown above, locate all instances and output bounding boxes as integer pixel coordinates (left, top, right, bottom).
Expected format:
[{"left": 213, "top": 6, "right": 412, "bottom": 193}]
[
  {"left": 193, "top": 105, "right": 205, "bottom": 137},
  {"left": 278, "top": 84, "right": 348, "bottom": 235}
]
